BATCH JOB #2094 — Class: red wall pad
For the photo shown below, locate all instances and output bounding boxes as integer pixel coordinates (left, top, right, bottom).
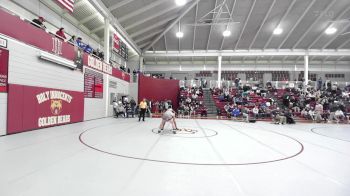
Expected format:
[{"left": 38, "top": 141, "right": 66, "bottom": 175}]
[
  {"left": 7, "top": 84, "right": 84, "bottom": 134},
  {"left": 138, "top": 75, "right": 180, "bottom": 110}
]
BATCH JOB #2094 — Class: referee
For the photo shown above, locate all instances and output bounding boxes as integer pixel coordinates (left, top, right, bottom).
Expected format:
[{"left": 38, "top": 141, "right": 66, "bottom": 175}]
[{"left": 138, "top": 98, "right": 148, "bottom": 122}]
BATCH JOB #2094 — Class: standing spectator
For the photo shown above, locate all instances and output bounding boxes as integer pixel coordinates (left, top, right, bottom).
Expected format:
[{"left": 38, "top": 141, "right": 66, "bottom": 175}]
[
  {"left": 31, "top": 16, "right": 46, "bottom": 29},
  {"left": 138, "top": 98, "right": 147, "bottom": 122},
  {"left": 317, "top": 77, "right": 322, "bottom": 90},
  {"left": 130, "top": 97, "right": 136, "bottom": 114},
  {"left": 56, "top": 27, "right": 66, "bottom": 40},
  {"left": 68, "top": 35, "right": 76, "bottom": 44},
  {"left": 76, "top": 37, "right": 84, "bottom": 48},
  {"left": 113, "top": 100, "right": 118, "bottom": 117}
]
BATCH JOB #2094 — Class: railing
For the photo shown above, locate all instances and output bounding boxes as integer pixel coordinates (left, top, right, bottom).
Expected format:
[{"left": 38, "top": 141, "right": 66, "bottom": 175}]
[
  {"left": 0, "top": 7, "right": 131, "bottom": 82},
  {"left": 180, "top": 79, "right": 350, "bottom": 89}
]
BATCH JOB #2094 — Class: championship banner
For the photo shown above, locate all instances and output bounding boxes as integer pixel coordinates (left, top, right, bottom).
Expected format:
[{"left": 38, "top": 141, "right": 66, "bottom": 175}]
[
  {"left": 7, "top": 84, "right": 84, "bottom": 134},
  {"left": 113, "top": 34, "right": 120, "bottom": 54},
  {"left": 83, "top": 54, "right": 130, "bottom": 82},
  {"left": 0, "top": 48, "right": 9, "bottom": 92},
  {"left": 84, "top": 68, "right": 104, "bottom": 98}
]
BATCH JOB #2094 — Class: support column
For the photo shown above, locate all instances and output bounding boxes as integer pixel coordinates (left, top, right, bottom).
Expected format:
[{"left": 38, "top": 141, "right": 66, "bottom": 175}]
[
  {"left": 139, "top": 56, "right": 144, "bottom": 72},
  {"left": 304, "top": 55, "right": 309, "bottom": 87},
  {"left": 218, "top": 55, "right": 222, "bottom": 88},
  {"left": 104, "top": 18, "right": 110, "bottom": 64}
]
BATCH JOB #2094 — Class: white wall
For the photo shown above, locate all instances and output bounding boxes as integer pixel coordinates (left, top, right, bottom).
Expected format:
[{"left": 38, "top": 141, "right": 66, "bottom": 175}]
[
  {"left": 84, "top": 68, "right": 108, "bottom": 121},
  {"left": 0, "top": 93, "right": 6, "bottom": 136},
  {"left": 129, "top": 83, "right": 138, "bottom": 103},
  {"left": 107, "top": 76, "right": 129, "bottom": 116},
  {"left": 145, "top": 63, "right": 350, "bottom": 73},
  {"left": 1, "top": 0, "right": 101, "bottom": 49},
  {"left": 83, "top": 67, "right": 130, "bottom": 120},
  {"left": 4, "top": 35, "right": 84, "bottom": 92}
]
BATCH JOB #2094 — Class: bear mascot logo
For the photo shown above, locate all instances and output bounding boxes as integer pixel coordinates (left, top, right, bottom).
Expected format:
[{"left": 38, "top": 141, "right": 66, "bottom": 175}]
[{"left": 50, "top": 100, "right": 62, "bottom": 115}]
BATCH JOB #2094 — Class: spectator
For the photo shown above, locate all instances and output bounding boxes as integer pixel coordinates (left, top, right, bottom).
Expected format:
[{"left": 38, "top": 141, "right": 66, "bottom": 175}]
[
  {"left": 335, "top": 109, "right": 345, "bottom": 123},
  {"left": 55, "top": 27, "right": 66, "bottom": 40},
  {"left": 112, "top": 100, "right": 118, "bottom": 117},
  {"left": 314, "top": 102, "right": 324, "bottom": 123},
  {"left": 116, "top": 104, "right": 125, "bottom": 118},
  {"left": 252, "top": 106, "right": 259, "bottom": 119},
  {"left": 68, "top": 35, "right": 76, "bottom": 43},
  {"left": 317, "top": 77, "right": 322, "bottom": 90},
  {"left": 31, "top": 16, "right": 46, "bottom": 29}
]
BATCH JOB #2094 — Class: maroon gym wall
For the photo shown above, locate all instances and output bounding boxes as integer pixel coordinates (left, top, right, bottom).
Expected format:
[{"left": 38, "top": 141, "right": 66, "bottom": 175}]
[
  {"left": 7, "top": 84, "right": 84, "bottom": 134},
  {"left": 138, "top": 75, "right": 180, "bottom": 110}
]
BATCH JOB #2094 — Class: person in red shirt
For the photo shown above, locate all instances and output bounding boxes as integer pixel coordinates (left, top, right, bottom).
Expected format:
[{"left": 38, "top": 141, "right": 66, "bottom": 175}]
[{"left": 56, "top": 27, "right": 66, "bottom": 40}]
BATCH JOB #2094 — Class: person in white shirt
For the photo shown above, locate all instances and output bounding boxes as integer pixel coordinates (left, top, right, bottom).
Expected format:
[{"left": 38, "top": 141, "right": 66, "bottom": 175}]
[
  {"left": 159, "top": 107, "right": 178, "bottom": 134},
  {"left": 335, "top": 109, "right": 345, "bottom": 123},
  {"left": 308, "top": 109, "right": 315, "bottom": 121},
  {"left": 252, "top": 106, "right": 259, "bottom": 118},
  {"left": 314, "top": 103, "right": 324, "bottom": 123},
  {"left": 113, "top": 100, "right": 118, "bottom": 117}
]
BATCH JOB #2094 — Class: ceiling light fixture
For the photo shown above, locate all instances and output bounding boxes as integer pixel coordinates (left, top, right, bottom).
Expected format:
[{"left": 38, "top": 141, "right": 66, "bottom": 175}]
[
  {"left": 273, "top": 27, "right": 283, "bottom": 35},
  {"left": 175, "top": 0, "right": 187, "bottom": 6},
  {"left": 176, "top": 31, "right": 184, "bottom": 38},
  {"left": 176, "top": 20, "right": 183, "bottom": 38},
  {"left": 223, "top": 30, "right": 231, "bottom": 37},
  {"left": 325, "top": 27, "right": 337, "bottom": 35}
]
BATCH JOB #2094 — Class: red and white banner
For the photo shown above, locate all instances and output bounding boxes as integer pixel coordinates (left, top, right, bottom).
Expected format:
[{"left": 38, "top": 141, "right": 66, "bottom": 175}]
[
  {"left": 84, "top": 54, "right": 130, "bottom": 82},
  {"left": 0, "top": 48, "right": 9, "bottom": 92},
  {"left": 113, "top": 34, "right": 120, "bottom": 53},
  {"left": 7, "top": 84, "right": 84, "bottom": 134},
  {"left": 57, "top": 0, "right": 75, "bottom": 12}
]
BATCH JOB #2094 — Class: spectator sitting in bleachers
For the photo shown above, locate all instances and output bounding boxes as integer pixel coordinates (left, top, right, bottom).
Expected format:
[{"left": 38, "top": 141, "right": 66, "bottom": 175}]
[{"left": 231, "top": 107, "right": 241, "bottom": 119}]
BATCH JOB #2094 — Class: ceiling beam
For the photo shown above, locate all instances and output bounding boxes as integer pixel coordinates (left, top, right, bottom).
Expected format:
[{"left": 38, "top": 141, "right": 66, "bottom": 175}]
[
  {"left": 263, "top": 0, "right": 297, "bottom": 49},
  {"left": 192, "top": 4, "right": 199, "bottom": 52},
  {"left": 144, "top": 0, "right": 201, "bottom": 51},
  {"left": 109, "top": 0, "right": 136, "bottom": 12},
  {"left": 139, "top": 41, "right": 152, "bottom": 48},
  {"left": 144, "top": 60, "right": 350, "bottom": 66},
  {"left": 248, "top": 0, "right": 276, "bottom": 50},
  {"left": 291, "top": 0, "right": 337, "bottom": 49},
  {"left": 91, "top": 25, "right": 104, "bottom": 33},
  {"left": 178, "top": 21, "right": 181, "bottom": 51},
  {"left": 87, "top": 0, "right": 141, "bottom": 54},
  {"left": 220, "top": 0, "right": 236, "bottom": 50},
  {"left": 164, "top": 35, "right": 169, "bottom": 64},
  {"left": 307, "top": 6, "right": 350, "bottom": 49},
  {"left": 143, "top": 49, "right": 350, "bottom": 57},
  {"left": 38, "top": 0, "right": 101, "bottom": 42},
  {"left": 277, "top": 0, "right": 317, "bottom": 49},
  {"left": 130, "top": 15, "right": 178, "bottom": 38},
  {"left": 125, "top": 5, "right": 179, "bottom": 31},
  {"left": 321, "top": 23, "right": 350, "bottom": 49},
  {"left": 119, "top": 0, "right": 168, "bottom": 23},
  {"left": 74, "top": 0, "right": 87, "bottom": 9},
  {"left": 134, "top": 29, "right": 164, "bottom": 43},
  {"left": 233, "top": 0, "right": 257, "bottom": 50},
  {"left": 205, "top": 0, "right": 219, "bottom": 51},
  {"left": 80, "top": 13, "right": 99, "bottom": 24},
  {"left": 336, "top": 39, "right": 350, "bottom": 49}
]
